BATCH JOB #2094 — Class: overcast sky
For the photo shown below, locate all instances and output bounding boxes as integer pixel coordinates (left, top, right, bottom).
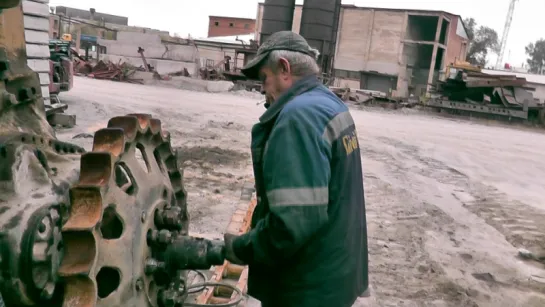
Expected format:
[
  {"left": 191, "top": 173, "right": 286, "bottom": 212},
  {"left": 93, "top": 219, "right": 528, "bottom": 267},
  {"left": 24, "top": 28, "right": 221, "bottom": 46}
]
[{"left": 48, "top": 0, "right": 544, "bottom": 67}]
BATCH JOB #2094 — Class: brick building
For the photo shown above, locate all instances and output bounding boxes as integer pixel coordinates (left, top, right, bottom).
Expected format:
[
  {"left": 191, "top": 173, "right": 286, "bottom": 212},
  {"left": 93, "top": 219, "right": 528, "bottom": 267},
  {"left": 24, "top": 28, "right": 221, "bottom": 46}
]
[
  {"left": 208, "top": 16, "right": 255, "bottom": 37},
  {"left": 255, "top": 3, "right": 470, "bottom": 98}
]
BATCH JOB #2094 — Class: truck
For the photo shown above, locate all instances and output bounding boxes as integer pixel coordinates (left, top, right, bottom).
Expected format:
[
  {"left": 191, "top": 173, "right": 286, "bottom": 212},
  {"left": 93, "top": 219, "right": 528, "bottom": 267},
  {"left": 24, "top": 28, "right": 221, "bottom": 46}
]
[{"left": 48, "top": 38, "right": 74, "bottom": 104}]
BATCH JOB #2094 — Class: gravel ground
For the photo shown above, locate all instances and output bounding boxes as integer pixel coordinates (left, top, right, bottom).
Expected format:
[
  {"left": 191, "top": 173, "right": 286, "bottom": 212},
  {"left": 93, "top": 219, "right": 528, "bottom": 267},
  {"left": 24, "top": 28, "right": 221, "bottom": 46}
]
[{"left": 57, "top": 77, "right": 545, "bottom": 307}]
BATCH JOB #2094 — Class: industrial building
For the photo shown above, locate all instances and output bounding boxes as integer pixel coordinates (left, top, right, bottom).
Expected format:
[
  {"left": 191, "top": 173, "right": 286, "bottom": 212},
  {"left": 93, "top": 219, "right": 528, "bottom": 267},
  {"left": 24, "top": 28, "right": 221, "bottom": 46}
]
[
  {"left": 208, "top": 16, "right": 256, "bottom": 38},
  {"left": 54, "top": 6, "right": 128, "bottom": 25},
  {"left": 255, "top": 1, "right": 470, "bottom": 99},
  {"left": 49, "top": 6, "right": 169, "bottom": 51}
]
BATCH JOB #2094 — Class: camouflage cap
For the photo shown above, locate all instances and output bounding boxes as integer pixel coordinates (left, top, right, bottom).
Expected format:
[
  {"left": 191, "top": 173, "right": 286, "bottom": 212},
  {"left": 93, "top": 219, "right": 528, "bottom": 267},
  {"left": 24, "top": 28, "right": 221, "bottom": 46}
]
[{"left": 241, "top": 31, "right": 314, "bottom": 80}]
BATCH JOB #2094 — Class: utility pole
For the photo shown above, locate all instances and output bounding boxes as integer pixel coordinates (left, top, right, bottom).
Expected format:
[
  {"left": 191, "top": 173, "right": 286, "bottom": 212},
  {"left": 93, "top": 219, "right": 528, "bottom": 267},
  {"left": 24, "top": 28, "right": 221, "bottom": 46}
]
[{"left": 496, "top": 0, "right": 518, "bottom": 69}]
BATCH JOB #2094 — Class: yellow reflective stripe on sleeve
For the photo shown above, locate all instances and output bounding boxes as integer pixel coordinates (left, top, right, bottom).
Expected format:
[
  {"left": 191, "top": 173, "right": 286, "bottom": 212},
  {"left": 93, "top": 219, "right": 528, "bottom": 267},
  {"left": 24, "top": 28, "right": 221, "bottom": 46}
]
[
  {"left": 322, "top": 111, "right": 355, "bottom": 145},
  {"left": 267, "top": 187, "right": 329, "bottom": 207}
]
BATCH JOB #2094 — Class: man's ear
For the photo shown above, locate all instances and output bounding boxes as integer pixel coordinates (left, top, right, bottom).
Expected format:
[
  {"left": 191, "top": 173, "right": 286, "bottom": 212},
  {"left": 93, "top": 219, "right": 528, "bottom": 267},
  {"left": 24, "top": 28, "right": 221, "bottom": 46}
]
[{"left": 278, "top": 58, "right": 291, "bottom": 76}]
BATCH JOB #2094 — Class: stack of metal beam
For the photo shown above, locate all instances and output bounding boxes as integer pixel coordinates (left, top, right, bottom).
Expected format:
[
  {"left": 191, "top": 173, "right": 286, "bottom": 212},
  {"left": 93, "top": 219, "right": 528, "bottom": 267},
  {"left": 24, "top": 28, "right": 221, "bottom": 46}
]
[{"left": 427, "top": 67, "right": 544, "bottom": 123}]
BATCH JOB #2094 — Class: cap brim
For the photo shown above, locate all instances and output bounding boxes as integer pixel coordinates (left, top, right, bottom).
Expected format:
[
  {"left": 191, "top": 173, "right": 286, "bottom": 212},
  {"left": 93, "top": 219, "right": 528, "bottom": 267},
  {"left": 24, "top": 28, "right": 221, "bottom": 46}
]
[{"left": 241, "top": 52, "right": 269, "bottom": 80}]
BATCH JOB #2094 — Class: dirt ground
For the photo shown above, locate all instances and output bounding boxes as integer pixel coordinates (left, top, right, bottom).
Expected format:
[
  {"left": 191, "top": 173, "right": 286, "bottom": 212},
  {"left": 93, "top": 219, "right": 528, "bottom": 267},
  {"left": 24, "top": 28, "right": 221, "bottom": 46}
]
[{"left": 56, "top": 77, "right": 545, "bottom": 307}]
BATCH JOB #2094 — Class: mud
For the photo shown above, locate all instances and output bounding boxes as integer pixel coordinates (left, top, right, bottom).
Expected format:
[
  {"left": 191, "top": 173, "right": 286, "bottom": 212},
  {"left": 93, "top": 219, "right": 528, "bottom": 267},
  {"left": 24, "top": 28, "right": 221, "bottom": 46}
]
[
  {"left": 176, "top": 145, "right": 249, "bottom": 169},
  {"left": 56, "top": 77, "right": 545, "bottom": 307}
]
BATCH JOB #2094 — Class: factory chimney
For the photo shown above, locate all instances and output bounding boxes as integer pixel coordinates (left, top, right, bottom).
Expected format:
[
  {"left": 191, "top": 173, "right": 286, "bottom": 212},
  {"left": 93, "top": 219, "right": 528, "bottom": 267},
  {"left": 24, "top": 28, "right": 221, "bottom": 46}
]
[
  {"left": 259, "top": 0, "right": 342, "bottom": 76},
  {"left": 299, "top": 0, "right": 342, "bottom": 75},
  {"left": 260, "top": 0, "right": 296, "bottom": 44}
]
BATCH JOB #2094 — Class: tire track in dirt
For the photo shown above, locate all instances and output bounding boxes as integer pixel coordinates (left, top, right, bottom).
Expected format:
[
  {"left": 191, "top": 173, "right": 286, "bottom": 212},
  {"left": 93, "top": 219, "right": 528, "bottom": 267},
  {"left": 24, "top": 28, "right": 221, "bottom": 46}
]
[
  {"left": 362, "top": 138, "right": 545, "bottom": 306},
  {"left": 374, "top": 136, "right": 545, "bottom": 255},
  {"left": 370, "top": 136, "right": 545, "bottom": 298},
  {"left": 361, "top": 142, "right": 482, "bottom": 305},
  {"left": 363, "top": 175, "right": 480, "bottom": 306}
]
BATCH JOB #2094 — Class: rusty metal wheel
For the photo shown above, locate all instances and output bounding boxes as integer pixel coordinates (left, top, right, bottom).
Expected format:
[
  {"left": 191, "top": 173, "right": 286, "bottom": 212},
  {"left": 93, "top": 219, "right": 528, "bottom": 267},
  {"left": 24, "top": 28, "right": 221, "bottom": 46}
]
[{"left": 58, "top": 114, "right": 188, "bottom": 307}]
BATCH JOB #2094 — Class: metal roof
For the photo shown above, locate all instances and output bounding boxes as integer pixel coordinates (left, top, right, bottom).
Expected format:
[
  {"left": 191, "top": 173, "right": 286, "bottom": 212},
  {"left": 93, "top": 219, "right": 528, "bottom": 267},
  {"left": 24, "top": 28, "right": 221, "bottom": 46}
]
[
  {"left": 257, "top": 2, "right": 461, "bottom": 18},
  {"left": 196, "top": 34, "right": 254, "bottom": 45}
]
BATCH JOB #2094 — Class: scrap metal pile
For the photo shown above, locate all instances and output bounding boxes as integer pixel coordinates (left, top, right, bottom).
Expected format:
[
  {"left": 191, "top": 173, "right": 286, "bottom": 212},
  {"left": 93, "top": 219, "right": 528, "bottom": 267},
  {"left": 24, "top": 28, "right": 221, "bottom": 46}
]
[
  {"left": 76, "top": 60, "right": 145, "bottom": 84},
  {"left": 330, "top": 87, "right": 418, "bottom": 109},
  {"left": 427, "top": 62, "right": 545, "bottom": 124}
]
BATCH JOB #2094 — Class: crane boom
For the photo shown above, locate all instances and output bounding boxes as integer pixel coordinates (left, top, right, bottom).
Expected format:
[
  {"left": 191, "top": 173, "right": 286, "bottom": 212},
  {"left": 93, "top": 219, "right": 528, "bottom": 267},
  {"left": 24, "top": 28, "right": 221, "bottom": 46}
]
[{"left": 496, "top": 0, "right": 518, "bottom": 69}]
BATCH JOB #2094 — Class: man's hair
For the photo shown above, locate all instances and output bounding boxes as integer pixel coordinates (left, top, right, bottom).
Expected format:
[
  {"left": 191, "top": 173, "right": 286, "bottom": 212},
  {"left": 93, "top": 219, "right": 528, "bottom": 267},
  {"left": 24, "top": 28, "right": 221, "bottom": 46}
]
[{"left": 264, "top": 47, "right": 321, "bottom": 77}]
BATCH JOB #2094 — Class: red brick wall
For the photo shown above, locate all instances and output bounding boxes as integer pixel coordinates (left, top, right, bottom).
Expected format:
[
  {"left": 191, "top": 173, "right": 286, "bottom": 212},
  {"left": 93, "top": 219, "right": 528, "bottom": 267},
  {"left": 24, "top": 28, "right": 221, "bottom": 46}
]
[
  {"left": 208, "top": 16, "right": 256, "bottom": 37},
  {"left": 444, "top": 15, "right": 468, "bottom": 66}
]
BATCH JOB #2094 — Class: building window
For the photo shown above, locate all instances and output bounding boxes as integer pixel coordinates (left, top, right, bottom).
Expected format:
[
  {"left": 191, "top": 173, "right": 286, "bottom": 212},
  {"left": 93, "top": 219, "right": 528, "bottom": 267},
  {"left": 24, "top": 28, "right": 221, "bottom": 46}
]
[
  {"left": 214, "top": 21, "right": 219, "bottom": 26},
  {"left": 334, "top": 69, "right": 360, "bottom": 80},
  {"left": 229, "top": 23, "right": 234, "bottom": 27},
  {"left": 244, "top": 24, "right": 250, "bottom": 29}
]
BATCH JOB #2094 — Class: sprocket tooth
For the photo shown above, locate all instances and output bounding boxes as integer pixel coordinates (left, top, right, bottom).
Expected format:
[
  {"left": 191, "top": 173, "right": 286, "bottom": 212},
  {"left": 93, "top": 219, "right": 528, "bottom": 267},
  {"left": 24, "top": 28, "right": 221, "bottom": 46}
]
[
  {"left": 169, "top": 170, "right": 184, "bottom": 192},
  {"left": 92, "top": 128, "right": 126, "bottom": 157},
  {"left": 155, "top": 142, "right": 174, "bottom": 162},
  {"left": 149, "top": 118, "right": 162, "bottom": 134},
  {"left": 107, "top": 116, "right": 140, "bottom": 141},
  {"left": 164, "top": 154, "right": 178, "bottom": 172},
  {"left": 161, "top": 130, "right": 171, "bottom": 142},
  {"left": 174, "top": 188, "right": 188, "bottom": 206},
  {"left": 58, "top": 231, "right": 97, "bottom": 276},
  {"left": 126, "top": 113, "right": 152, "bottom": 131},
  {"left": 62, "top": 276, "right": 97, "bottom": 307},
  {"left": 79, "top": 152, "right": 113, "bottom": 186},
  {"left": 64, "top": 186, "right": 103, "bottom": 230}
]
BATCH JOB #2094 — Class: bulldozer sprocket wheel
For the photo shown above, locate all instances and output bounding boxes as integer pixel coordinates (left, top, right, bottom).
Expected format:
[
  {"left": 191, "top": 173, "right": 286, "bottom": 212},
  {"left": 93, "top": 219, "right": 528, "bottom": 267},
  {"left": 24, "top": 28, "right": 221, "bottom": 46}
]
[{"left": 58, "top": 114, "right": 188, "bottom": 307}]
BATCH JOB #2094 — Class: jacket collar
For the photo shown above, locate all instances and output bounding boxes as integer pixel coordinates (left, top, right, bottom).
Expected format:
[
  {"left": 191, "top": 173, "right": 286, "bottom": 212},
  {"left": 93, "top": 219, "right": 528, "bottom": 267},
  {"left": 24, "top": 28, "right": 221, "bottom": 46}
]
[{"left": 259, "top": 75, "right": 321, "bottom": 123}]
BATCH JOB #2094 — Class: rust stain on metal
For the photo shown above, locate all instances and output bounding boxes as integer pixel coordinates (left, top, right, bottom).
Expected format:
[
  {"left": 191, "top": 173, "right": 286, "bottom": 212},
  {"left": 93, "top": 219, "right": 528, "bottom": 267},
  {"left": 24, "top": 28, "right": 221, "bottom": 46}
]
[
  {"left": 92, "top": 128, "right": 126, "bottom": 157},
  {"left": 59, "top": 231, "right": 96, "bottom": 276},
  {"left": 62, "top": 275, "right": 97, "bottom": 307},
  {"left": 78, "top": 152, "right": 113, "bottom": 186},
  {"left": 64, "top": 187, "right": 103, "bottom": 230}
]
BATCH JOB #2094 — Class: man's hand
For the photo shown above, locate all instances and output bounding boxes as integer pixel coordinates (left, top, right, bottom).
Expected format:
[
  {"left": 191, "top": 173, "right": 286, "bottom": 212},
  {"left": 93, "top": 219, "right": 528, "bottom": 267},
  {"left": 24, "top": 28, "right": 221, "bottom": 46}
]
[{"left": 224, "top": 233, "right": 245, "bottom": 265}]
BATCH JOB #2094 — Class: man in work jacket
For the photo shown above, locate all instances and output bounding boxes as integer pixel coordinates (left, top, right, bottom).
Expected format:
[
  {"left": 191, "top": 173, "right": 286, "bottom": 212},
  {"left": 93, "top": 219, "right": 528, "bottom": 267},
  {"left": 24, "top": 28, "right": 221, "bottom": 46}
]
[{"left": 223, "top": 31, "right": 369, "bottom": 307}]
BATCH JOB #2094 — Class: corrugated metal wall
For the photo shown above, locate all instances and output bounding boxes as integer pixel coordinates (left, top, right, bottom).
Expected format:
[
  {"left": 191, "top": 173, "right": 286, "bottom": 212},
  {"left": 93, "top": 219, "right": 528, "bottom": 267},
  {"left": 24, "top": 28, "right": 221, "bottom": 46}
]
[
  {"left": 22, "top": 0, "right": 51, "bottom": 104},
  {"left": 299, "top": 0, "right": 341, "bottom": 73},
  {"left": 260, "top": 0, "right": 296, "bottom": 44}
]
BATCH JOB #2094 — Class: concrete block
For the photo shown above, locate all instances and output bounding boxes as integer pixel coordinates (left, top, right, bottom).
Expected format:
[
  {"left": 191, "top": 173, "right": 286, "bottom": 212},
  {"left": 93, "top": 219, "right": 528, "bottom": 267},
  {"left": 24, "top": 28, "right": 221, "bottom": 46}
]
[
  {"left": 38, "top": 72, "right": 50, "bottom": 85},
  {"left": 25, "top": 29, "right": 49, "bottom": 44},
  {"left": 206, "top": 81, "right": 234, "bottom": 93},
  {"left": 133, "top": 71, "right": 155, "bottom": 82},
  {"left": 41, "top": 86, "right": 50, "bottom": 100},
  {"left": 23, "top": 15, "right": 50, "bottom": 31},
  {"left": 27, "top": 59, "right": 50, "bottom": 73},
  {"left": 26, "top": 44, "right": 49, "bottom": 59},
  {"left": 47, "top": 113, "right": 76, "bottom": 128},
  {"left": 22, "top": 0, "right": 49, "bottom": 17},
  {"left": 171, "top": 76, "right": 209, "bottom": 91}
]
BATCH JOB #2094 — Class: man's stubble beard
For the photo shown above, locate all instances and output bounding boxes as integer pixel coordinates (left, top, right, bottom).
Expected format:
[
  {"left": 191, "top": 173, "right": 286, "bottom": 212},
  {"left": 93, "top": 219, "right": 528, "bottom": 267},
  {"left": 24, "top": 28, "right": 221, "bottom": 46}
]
[{"left": 265, "top": 81, "right": 286, "bottom": 105}]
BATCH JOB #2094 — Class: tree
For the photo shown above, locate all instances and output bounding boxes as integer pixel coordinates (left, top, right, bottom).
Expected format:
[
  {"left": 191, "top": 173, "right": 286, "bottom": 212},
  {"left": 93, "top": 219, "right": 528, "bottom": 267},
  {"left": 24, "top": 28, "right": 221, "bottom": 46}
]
[
  {"left": 463, "top": 17, "right": 500, "bottom": 67},
  {"left": 525, "top": 39, "right": 545, "bottom": 74}
]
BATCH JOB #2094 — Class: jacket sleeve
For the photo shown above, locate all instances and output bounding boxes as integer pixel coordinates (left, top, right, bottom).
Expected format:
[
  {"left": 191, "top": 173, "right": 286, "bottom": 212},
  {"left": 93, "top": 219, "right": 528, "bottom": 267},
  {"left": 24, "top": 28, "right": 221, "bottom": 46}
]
[{"left": 232, "top": 108, "right": 332, "bottom": 266}]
